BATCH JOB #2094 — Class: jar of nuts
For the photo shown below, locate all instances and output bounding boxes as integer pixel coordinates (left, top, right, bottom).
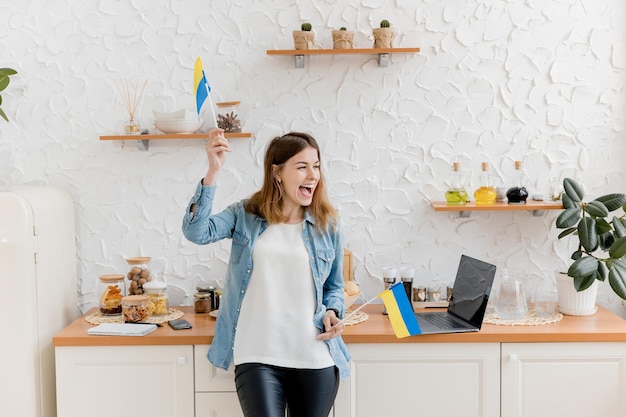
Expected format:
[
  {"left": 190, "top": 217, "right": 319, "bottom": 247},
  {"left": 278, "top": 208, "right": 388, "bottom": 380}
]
[
  {"left": 122, "top": 295, "right": 150, "bottom": 323},
  {"left": 99, "top": 274, "right": 125, "bottom": 315},
  {"left": 126, "top": 257, "right": 152, "bottom": 295},
  {"left": 143, "top": 281, "right": 169, "bottom": 316},
  {"left": 216, "top": 101, "right": 242, "bottom": 133}
]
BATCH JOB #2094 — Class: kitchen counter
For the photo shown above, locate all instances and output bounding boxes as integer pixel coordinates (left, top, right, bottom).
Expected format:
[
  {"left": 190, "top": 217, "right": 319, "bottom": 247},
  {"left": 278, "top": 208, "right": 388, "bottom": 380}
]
[{"left": 52, "top": 304, "right": 626, "bottom": 346}]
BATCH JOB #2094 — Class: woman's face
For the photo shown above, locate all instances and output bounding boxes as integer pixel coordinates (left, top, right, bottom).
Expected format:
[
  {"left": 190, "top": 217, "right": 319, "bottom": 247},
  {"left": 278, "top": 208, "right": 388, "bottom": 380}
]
[{"left": 274, "top": 146, "right": 320, "bottom": 212}]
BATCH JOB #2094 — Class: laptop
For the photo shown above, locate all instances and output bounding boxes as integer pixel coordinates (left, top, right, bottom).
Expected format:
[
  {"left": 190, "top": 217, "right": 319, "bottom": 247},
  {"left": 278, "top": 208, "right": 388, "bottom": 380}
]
[
  {"left": 415, "top": 255, "right": 496, "bottom": 334},
  {"left": 87, "top": 323, "right": 158, "bottom": 336}
]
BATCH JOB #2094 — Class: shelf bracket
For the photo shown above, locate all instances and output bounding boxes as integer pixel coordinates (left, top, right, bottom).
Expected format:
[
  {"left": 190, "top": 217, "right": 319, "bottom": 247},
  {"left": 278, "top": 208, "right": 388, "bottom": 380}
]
[
  {"left": 294, "top": 55, "right": 305, "bottom": 68},
  {"left": 377, "top": 53, "right": 390, "bottom": 67},
  {"left": 532, "top": 210, "right": 545, "bottom": 217},
  {"left": 458, "top": 211, "right": 471, "bottom": 218},
  {"left": 136, "top": 139, "right": 149, "bottom": 151}
]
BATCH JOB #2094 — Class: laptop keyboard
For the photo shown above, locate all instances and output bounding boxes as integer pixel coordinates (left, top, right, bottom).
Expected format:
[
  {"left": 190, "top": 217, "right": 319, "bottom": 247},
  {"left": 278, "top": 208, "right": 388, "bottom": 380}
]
[{"left": 419, "top": 312, "right": 471, "bottom": 329}]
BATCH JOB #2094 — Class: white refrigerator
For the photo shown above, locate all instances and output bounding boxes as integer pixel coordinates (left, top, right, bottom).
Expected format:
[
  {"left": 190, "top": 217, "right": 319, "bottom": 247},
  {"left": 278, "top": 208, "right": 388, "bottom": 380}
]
[{"left": 0, "top": 185, "right": 79, "bottom": 417}]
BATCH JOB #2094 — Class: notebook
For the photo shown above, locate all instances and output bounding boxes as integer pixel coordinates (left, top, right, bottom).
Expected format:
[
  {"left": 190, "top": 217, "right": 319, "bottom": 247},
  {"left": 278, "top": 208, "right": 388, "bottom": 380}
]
[
  {"left": 415, "top": 255, "right": 496, "bottom": 335},
  {"left": 87, "top": 323, "right": 158, "bottom": 336}
]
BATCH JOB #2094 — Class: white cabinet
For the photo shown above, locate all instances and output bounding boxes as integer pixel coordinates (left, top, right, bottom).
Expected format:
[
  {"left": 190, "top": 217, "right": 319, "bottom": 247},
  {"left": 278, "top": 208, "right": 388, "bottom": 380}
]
[
  {"left": 334, "top": 343, "right": 501, "bottom": 417},
  {"left": 194, "top": 345, "right": 243, "bottom": 417},
  {"left": 501, "top": 342, "right": 626, "bottom": 417},
  {"left": 55, "top": 345, "right": 194, "bottom": 417}
]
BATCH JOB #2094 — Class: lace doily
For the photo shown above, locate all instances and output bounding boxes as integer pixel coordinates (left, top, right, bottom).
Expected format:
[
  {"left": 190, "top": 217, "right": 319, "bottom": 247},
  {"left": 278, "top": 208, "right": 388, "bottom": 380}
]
[
  {"left": 343, "top": 309, "right": 369, "bottom": 326},
  {"left": 484, "top": 309, "right": 563, "bottom": 326},
  {"left": 85, "top": 308, "right": 184, "bottom": 325}
]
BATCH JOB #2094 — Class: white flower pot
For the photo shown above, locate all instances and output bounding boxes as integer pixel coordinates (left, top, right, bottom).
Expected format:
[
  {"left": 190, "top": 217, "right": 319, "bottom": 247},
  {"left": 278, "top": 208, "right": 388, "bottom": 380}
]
[{"left": 555, "top": 272, "right": 598, "bottom": 316}]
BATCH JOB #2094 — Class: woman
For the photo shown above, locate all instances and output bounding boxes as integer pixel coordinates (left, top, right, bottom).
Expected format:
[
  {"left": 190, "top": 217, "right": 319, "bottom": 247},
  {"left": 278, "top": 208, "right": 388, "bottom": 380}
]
[{"left": 182, "top": 128, "right": 350, "bottom": 417}]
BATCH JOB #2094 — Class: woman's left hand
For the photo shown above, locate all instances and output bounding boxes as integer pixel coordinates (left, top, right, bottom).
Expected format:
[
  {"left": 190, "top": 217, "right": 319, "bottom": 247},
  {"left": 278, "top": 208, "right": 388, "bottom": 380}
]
[{"left": 317, "top": 310, "right": 345, "bottom": 340}]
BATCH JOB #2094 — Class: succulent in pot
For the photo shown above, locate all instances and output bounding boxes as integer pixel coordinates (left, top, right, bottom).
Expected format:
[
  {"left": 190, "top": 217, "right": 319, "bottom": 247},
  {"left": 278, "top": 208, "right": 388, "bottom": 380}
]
[
  {"left": 373, "top": 19, "right": 395, "bottom": 48},
  {"left": 332, "top": 26, "right": 354, "bottom": 49},
  {"left": 555, "top": 177, "right": 626, "bottom": 300},
  {"left": 293, "top": 22, "right": 315, "bottom": 50}
]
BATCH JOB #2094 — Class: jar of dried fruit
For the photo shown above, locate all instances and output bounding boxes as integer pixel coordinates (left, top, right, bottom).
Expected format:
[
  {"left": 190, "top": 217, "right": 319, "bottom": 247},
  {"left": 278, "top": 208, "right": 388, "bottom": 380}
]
[
  {"left": 143, "top": 281, "right": 169, "bottom": 316},
  {"left": 126, "top": 257, "right": 152, "bottom": 295},
  {"left": 216, "top": 101, "right": 242, "bottom": 133},
  {"left": 122, "top": 295, "right": 150, "bottom": 322},
  {"left": 99, "top": 274, "right": 126, "bottom": 315}
]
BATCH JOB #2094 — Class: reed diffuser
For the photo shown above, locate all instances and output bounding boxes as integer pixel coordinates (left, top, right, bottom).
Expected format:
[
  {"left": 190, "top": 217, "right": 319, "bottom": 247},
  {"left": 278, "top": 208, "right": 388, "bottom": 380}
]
[{"left": 118, "top": 78, "right": 147, "bottom": 135}]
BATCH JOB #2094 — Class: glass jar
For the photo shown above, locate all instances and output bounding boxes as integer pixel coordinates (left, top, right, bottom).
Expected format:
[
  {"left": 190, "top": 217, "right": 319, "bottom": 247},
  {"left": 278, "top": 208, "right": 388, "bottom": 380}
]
[
  {"left": 142, "top": 281, "right": 169, "bottom": 316},
  {"left": 215, "top": 101, "right": 242, "bottom": 133},
  {"left": 122, "top": 295, "right": 150, "bottom": 322},
  {"left": 99, "top": 274, "right": 126, "bottom": 315},
  {"left": 126, "top": 257, "right": 152, "bottom": 295},
  {"left": 194, "top": 292, "right": 212, "bottom": 313}
]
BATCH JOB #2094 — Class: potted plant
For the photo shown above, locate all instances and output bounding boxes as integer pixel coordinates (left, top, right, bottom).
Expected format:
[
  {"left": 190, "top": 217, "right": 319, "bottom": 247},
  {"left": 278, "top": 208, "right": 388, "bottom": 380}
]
[
  {"left": 555, "top": 177, "right": 626, "bottom": 315},
  {"left": 293, "top": 22, "right": 315, "bottom": 50},
  {"left": 372, "top": 19, "right": 395, "bottom": 49},
  {"left": 332, "top": 27, "right": 354, "bottom": 49},
  {"left": 0, "top": 67, "right": 17, "bottom": 122}
]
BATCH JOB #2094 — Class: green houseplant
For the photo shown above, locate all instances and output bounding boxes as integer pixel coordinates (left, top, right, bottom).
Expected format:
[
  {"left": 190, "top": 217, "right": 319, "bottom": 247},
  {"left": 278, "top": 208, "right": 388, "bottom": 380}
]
[
  {"left": 555, "top": 177, "right": 626, "bottom": 303},
  {"left": 0, "top": 67, "right": 17, "bottom": 122}
]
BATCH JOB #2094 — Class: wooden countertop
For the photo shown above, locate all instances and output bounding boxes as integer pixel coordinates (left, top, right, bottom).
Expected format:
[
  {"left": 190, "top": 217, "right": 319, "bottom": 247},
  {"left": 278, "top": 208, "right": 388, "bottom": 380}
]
[{"left": 52, "top": 304, "right": 626, "bottom": 347}]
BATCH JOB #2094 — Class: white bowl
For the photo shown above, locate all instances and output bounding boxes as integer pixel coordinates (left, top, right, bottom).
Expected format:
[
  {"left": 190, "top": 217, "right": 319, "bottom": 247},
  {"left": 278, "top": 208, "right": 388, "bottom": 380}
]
[
  {"left": 154, "top": 119, "right": 203, "bottom": 134},
  {"left": 152, "top": 109, "right": 186, "bottom": 120}
]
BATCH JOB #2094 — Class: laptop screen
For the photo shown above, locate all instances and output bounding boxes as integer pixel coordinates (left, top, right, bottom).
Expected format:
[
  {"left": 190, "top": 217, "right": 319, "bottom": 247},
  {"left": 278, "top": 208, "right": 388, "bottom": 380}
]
[{"left": 447, "top": 255, "right": 497, "bottom": 328}]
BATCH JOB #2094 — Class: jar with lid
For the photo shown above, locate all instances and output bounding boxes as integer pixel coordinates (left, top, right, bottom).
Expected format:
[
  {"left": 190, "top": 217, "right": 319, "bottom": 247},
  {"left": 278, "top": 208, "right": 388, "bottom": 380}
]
[
  {"left": 194, "top": 292, "right": 212, "bottom": 313},
  {"left": 99, "top": 274, "right": 126, "bottom": 315},
  {"left": 215, "top": 101, "right": 242, "bottom": 133},
  {"left": 122, "top": 295, "right": 150, "bottom": 322},
  {"left": 142, "top": 281, "right": 169, "bottom": 316},
  {"left": 126, "top": 257, "right": 152, "bottom": 295}
]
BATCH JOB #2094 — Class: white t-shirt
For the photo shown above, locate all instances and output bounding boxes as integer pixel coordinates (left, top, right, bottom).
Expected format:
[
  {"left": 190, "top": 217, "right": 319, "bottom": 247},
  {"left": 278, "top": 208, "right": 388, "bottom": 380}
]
[{"left": 233, "top": 222, "right": 334, "bottom": 369}]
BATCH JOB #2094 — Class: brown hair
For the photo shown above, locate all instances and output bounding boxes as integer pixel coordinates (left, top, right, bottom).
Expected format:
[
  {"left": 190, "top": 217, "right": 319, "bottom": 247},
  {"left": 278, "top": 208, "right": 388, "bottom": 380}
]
[{"left": 245, "top": 132, "right": 338, "bottom": 229}]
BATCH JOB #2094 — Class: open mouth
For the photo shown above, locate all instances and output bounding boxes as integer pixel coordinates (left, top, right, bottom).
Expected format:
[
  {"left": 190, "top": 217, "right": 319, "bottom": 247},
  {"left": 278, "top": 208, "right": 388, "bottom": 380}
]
[{"left": 299, "top": 185, "right": 314, "bottom": 197}]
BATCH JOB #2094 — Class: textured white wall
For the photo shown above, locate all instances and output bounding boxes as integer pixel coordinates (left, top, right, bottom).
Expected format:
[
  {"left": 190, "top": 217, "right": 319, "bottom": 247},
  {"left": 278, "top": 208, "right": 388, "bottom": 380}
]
[{"left": 1, "top": 0, "right": 625, "bottom": 316}]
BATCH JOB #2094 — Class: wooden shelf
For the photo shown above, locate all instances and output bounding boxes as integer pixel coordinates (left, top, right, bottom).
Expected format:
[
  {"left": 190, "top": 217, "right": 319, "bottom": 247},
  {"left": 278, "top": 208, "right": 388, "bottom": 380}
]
[
  {"left": 99, "top": 132, "right": 253, "bottom": 151},
  {"left": 266, "top": 47, "right": 420, "bottom": 68},
  {"left": 431, "top": 200, "right": 563, "bottom": 218}
]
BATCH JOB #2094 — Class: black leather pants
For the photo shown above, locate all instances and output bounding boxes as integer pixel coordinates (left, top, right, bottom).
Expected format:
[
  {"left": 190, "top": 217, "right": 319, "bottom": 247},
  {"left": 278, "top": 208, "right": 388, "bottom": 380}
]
[{"left": 234, "top": 363, "right": 339, "bottom": 417}]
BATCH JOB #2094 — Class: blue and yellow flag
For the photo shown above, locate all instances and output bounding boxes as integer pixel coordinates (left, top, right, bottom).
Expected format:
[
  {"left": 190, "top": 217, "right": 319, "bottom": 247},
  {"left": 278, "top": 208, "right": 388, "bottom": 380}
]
[
  {"left": 194, "top": 57, "right": 210, "bottom": 116},
  {"left": 379, "top": 282, "right": 421, "bottom": 338}
]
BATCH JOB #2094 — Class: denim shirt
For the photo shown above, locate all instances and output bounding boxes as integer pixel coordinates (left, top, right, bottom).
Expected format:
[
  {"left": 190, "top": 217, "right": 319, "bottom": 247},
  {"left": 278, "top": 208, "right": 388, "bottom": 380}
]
[{"left": 182, "top": 181, "right": 351, "bottom": 379}]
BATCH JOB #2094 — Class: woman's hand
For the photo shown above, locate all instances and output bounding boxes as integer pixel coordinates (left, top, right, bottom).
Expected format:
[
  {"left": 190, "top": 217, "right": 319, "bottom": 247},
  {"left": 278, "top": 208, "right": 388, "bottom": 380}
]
[
  {"left": 202, "top": 128, "right": 231, "bottom": 185},
  {"left": 317, "top": 309, "right": 345, "bottom": 341}
]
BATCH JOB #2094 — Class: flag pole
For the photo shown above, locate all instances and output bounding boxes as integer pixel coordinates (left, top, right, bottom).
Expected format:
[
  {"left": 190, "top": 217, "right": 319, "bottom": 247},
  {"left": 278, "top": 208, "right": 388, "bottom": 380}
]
[
  {"left": 202, "top": 70, "right": 218, "bottom": 129},
  {"left": 335, "top": 293, "right": 381, "bottom": 327}
]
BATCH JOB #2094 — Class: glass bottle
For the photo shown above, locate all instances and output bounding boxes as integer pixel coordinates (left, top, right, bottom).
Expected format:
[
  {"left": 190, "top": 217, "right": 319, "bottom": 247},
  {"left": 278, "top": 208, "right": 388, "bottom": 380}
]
[
  {"left": 99, "top": 274, "right": 126, "bottom": 315},
  {"left": 506, "top": 160, "right": 529, "bottom": 204},
  {"left": 142, "top": 281, "right": 169, "bottom": 316},
  {"left": 381, "top": 267, "right": 397, "bottom": 315},
  {"left": 474, "top": 162, "right": 497, "bottom": 205},
  {"left": 126, "top": 257, "right": 152, "bottom": 295},
  {"left": 445, "top": 162, "right": 468, "bottom": 206}
]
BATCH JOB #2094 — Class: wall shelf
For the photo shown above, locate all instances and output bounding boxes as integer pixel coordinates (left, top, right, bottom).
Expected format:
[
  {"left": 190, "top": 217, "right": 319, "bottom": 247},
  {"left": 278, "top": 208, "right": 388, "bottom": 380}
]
[
  {"left": 266, "top": 47, "right": 420, "bottom": 68},
  {"left": 431, "top": 200, "right": 563, "bottom": 218},
  {"left": 99, "top": 132, "right": 253, "bottom": 151}
]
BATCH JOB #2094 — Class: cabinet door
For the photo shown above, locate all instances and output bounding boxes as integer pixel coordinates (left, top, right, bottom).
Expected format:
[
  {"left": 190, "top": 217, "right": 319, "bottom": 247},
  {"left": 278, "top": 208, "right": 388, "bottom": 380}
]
[
  {"left": 334, "top": 343, "right": 500, "bottom": 417},
  {"left": 55, "top": 345, "right": 194, "bottom": 417},
  {"left": 196, "top": 393, "right": 243, "bottom": 417},
  {"left": 501, "top": 342, "right": 626, "bottom": 417},
  {"left": 194, "top": 344, "right": 237, "bottom": 392}
]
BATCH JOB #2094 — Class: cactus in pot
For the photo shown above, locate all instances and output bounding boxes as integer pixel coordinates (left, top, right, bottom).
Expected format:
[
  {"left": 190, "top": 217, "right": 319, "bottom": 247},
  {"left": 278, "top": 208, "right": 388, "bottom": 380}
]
[
  {"left": 373, "top": 19, "right": 395, "bottom": 48},
  {"left": 294, "top": 22, "right": 315, "bottom": 50},
  {"left": 332, "top": 26, "right": 354, "bottom": 50}
]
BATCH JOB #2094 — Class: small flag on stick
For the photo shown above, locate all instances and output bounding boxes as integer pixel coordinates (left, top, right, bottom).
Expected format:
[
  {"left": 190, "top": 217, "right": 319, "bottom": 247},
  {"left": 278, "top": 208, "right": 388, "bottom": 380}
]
[
  {"left": 335, "top": 281, "right": 421, "bottom": 338},
  {"left": 378, "top": 282, "right": 422, "bottom": 338},
  {"left": 194, "top": 57, "right": 217, "bottom": 126}
]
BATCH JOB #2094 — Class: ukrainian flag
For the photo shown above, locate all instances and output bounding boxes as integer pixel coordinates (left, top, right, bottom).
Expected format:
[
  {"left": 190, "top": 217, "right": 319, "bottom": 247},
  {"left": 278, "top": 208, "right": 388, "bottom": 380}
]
[
  {"left": 379, "top": 282, "right": 421, "bottom": 338},
  {"left": 194, "top": 57, "right": 210, "bottom": 116}
]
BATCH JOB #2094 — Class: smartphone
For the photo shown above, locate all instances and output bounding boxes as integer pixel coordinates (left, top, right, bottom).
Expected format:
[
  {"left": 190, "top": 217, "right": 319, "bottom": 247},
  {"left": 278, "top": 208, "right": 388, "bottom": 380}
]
[{"left": 168, "top": 319, "right": 192, "bottom": 330}]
